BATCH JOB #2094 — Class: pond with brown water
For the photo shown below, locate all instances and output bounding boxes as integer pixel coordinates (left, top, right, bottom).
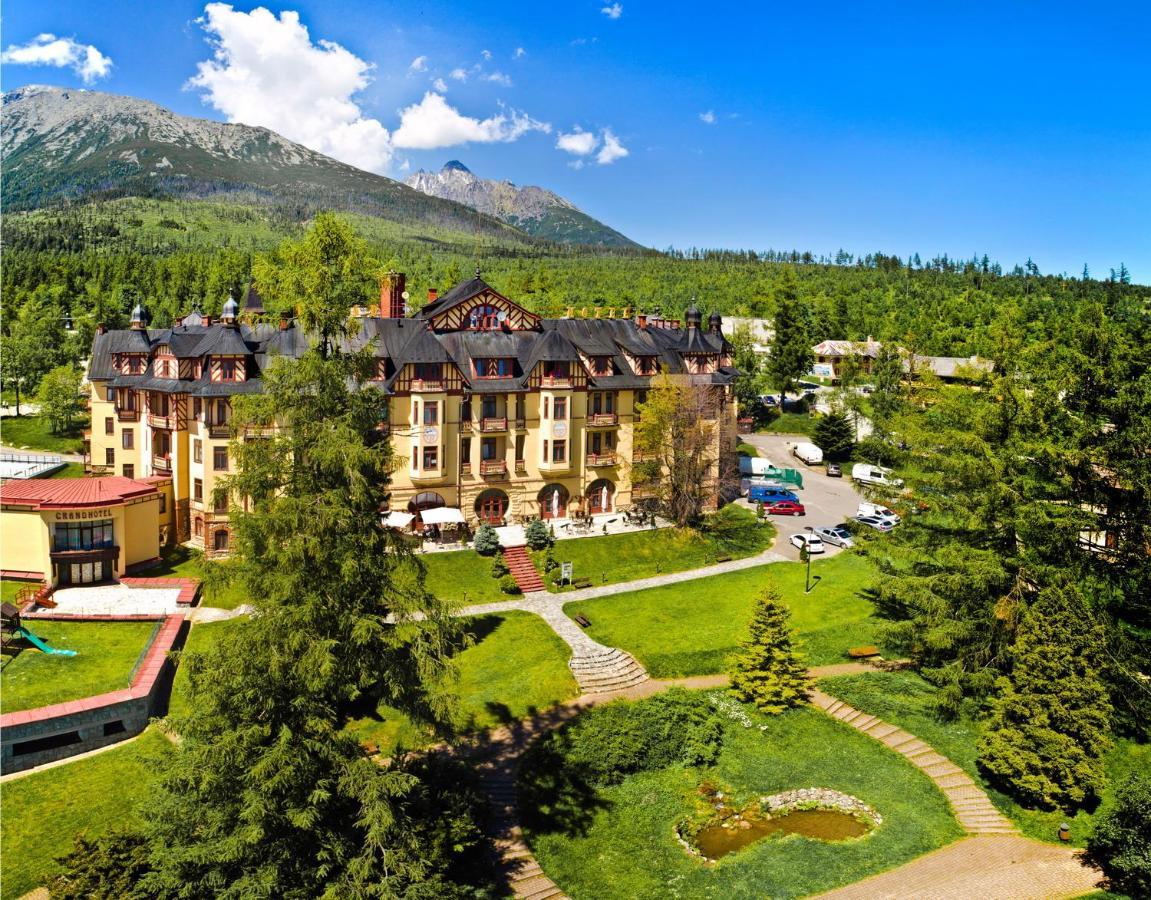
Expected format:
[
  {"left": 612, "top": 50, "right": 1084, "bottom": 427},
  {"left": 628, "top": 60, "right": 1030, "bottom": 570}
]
[{"left": 693, "top": 808, "right": 872, "bottom": 860}]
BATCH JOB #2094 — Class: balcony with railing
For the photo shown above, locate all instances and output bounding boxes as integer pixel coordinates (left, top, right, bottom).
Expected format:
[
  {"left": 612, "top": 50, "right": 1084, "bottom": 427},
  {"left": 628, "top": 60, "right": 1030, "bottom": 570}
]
[
  {"left": 587, "top": 412, "right": 618, "bottom": 427},
  {"left": 459, "top": 418, "right": 473, "bottom": 433},
  {"left": 152, "top": 455, "right": 172, "bottom": 475},
  {"left": 479, "top": 459, "right": 508, "bottom": 478},
  {"left": 632, "top": 449, "right": 658, "bottom": 462},
  {"left": 514, "top": 458, "right": 527, "bottom": 473},
  {"left": 480, "top": 416, "right": 508, "bottom": 433},
  {"left": 540, "top": 376, "right": 573, "bottom": 389},
  {"left": 148, "top": 414, "right": 175, "bottom": 430},
  {"left": 410, "top": 378, "right": 444, "bottom": 392},
  {"left": 243, "top": 425, "right": 277, "bottom": 438},
  {"left": 461, "top": 462, "right": 472, "bottom": 475},
  {"left": 116, "top": 408, "right": 139, "bottom": 422},
  {"left": 514, "top": 417, "right": 526, "bottom": 430},
  {"left": 586, "top": 451, "right": 617, "bottom": 467},
  {"left": 208, "top": 422, "right": 231, "bottom": 439}
]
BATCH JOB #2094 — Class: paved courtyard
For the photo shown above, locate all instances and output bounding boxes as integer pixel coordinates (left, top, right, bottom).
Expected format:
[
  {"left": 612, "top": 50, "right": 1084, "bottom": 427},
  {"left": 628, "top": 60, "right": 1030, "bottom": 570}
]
[{"left": 47, "top": 584, "right": 184, "bottom": 616}]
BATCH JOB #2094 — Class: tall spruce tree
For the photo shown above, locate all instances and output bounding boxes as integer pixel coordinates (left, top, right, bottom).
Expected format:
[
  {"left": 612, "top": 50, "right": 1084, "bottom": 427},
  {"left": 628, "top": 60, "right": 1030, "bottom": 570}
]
[
  {"left": 131, "top": 218, "right": 474, "bottom": 897},
  {"left": 766, "top": 267, "right": 813, "bottom": 404},
  {"left": 977, "top": 584, "right": 1112, "bottom": 811},
  {"left": 813, "top": 410, "right": 855, "bottom": 461},
  {"left": 729, "top": 587, "right": 810, "bottom": 714}
]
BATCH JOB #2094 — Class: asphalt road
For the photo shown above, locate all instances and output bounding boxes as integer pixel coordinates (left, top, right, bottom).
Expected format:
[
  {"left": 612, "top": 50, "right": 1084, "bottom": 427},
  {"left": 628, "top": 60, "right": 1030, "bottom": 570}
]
[{"left": 738, "top": 431, "right": 868, "bottom": 560}]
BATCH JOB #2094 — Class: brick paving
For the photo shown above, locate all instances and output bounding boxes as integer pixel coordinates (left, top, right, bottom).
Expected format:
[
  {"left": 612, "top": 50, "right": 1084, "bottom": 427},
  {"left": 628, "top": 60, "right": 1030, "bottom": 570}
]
[{"left": 814, "top": 835, "right": 1100, "bottom": 899}]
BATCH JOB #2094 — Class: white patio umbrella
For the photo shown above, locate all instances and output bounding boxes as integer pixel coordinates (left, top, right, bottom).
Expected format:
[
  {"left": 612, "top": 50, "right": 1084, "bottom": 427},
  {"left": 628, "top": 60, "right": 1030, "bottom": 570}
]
[
  {"left": 551, "top": 488, "right": 560, "bottom": 517},
  {"left": 601, "top": 484, "right": 609, "bottom": 512}
]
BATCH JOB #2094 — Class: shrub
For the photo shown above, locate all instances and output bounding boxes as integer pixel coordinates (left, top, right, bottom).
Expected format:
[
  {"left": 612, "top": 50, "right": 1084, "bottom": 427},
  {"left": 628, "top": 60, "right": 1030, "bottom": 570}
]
[
  {"left": 542, "top": 548, "right": 559, "bottom": 572},
  {"left": 728, "top": 586, "right": 809, "bottom": 714},
  {"left": 1082, "top": 774, "right": 1151, "bottom": 898},
  {"left": 702, "top": 503, "right": 768, "bottom": 555},
  {"left": 524, "top": 689, "right": 724, "bottom": 788},
  {"left": 473, "top": 524, "right": 500, "bottom": 555},
  {"left": 977, "top": 584, "right": 1112, "bottom": 810},
  {"left": 498, "top": 574, "right": 522, "bottom": 595},
  {"left": 490, "top": 552, "right": 510, "bottom": 579},
  {"left": 524, "top": 518, "right": 553, "bottom": 550}
]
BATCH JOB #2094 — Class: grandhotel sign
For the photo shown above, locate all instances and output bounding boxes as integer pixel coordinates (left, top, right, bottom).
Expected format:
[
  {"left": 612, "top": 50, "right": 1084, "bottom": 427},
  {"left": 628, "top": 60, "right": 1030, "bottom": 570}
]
[{"left": 53, "top": 508, "right": 114, "bottom": 521}]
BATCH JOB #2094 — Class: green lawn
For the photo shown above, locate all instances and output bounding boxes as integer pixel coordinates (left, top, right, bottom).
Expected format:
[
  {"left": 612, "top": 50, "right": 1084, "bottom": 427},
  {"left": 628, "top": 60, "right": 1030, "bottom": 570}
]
[
  {"left": 760, "top": 412, "right": 817, "bottom": 436},
  {"left": 346, "top": 611, "right": 578, "bottom": 754},
  {"left": 1, "top": 621, "right": 158, "bottom": 713},
  {"left": 45, "top": 462, "right": 87, "bottom": 478},
  {"left": 167, "top": 617, "right": 247, "bottom": 720},
  {"left": 736, "top": 442, "right": 759, "bottom": 457},
  {"left": 566, "top": 553, "right": 881, "bottom": 677},
  {"left": 148, "top": 546, "right": 249, "bottom": 610},
  {"left": 541, "top": 506, "right": 774, "bottom": 592},
  {"left": 0, "top": 415, "right": 88, "bottom": 454},
  {"left": 527, "top": 700, "right": 962, "bottom": 899},
  {"left": 0, "top": 728, "right": 175, "bottom": 900},
  {"left": 819, "top": 671, "right": 1151, "bottom": 848},
  {"left": 1, "top": 580, "right": 32, "bottom": 603},
  {"left": 420, "top": 548, "right": 507, "bottom": 604}
]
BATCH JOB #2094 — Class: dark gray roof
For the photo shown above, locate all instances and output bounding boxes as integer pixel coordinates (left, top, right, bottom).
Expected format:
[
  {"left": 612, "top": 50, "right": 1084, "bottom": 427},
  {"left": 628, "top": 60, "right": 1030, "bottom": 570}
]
[
  {"left": 414, "top": 276, "right": 489, "bottom": 320},
  {"left": 193, "top": 326, "right": 252, "bottom": 357}
]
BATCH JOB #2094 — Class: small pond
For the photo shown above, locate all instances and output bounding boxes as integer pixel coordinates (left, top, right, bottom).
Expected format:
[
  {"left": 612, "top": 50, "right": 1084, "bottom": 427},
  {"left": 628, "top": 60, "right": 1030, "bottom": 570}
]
[{"left": 694, "top": 808, "right": 871, "bottom": 860}]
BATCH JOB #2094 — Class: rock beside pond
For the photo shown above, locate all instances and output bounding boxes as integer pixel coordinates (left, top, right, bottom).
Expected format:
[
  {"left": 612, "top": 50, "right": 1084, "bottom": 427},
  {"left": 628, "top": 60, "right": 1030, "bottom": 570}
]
[{"left": 759, "top": 788, "right": 882, "bottom": 826}]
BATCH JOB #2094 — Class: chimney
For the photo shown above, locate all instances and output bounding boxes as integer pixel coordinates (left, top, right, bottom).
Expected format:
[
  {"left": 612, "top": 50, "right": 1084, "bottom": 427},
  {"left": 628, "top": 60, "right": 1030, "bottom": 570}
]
[
  {"left": 279, "top": 312, "right": 291, "bottom": 331},
  {"left": 96, "top": 323, "right": 107, "bottom": 335},
  {"left": 636, "top": 312, "right": 648, "bottom": 330},
  {"left": 708, "top": 312, "right": 722, "bottom": 334},
  {"left": 427, "top": 288, "right": 438, "bottom": 304},
  {"left": 203, "top": 315, "right": 212, "bottom": 326},
  {"left": 380, "top": 271, "right": 407, "bottom": 318}
]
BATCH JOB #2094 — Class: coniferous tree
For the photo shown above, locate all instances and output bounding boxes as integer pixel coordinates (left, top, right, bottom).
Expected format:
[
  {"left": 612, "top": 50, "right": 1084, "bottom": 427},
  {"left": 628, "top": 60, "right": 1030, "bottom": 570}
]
[
  {"left": 813, "top": 410, "right": 855, "bottom": 461},
  {"left": 766, "top": 267, "right": 813, "bottom": 403},
  {"left": 729, "top": 587, "right": 810, "bottom": 714},
  {"left": 1082, "top": 774, "right": 1151, "bottom": 898},
  {"left": 977, "top": 584, "right": 1112, "bottom": 811}
]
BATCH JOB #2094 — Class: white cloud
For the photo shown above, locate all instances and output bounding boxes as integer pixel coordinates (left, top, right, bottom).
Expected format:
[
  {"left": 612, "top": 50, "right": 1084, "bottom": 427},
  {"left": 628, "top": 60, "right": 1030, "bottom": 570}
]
[
  {"left": 556, "top": 128, "right": 597, "bottom": 156},
  {"left": 699, "top": 110, "right": 716, "bottom": 124},
  {"left": 398, "top": 158, "right": 410, "bottom": 172},
  {"left": 481, "top": 49, "right": 492, "bottom": 61},
  {"left": 596, "top": 128, "right": 628, "bottom": 164},
  {"left": 449, "top": 67, "right": 468, "bottom": 81},
  {"left": 601, "top": 3, "right": 623, "bottom": 19},
  {"left": 1, "top": 33, "right": 113, "bottom": 84},
  {"left": 408, "top": 55, "right": 427, "bottom": 72},
  {"left": 188, "top": 3, "right": 392, "bottom": 173},
  {"left": 392, "top": 92, "right": 550, "bottom": 149},
  {"left": 432, "top": 77, "right": 448, "bottom": 92},
  {"left": 513, "top": 47, "right": 527, "bottom": 59},
  {"left": 484, "top": 71, "right": 513, "bottom": 87}
]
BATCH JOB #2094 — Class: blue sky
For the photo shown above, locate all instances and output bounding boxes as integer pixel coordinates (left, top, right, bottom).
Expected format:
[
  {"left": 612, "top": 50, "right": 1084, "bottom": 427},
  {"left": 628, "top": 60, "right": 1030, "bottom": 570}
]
[{"left": 3, "top": 0, "right": 1149, "bottom": 281}]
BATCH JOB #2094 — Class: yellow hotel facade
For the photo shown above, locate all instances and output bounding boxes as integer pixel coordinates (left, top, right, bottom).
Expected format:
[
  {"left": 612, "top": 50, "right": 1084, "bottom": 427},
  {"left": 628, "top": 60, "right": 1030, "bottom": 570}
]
[{"left": 85, "top": 272, "right": 739, "bottom": 553}]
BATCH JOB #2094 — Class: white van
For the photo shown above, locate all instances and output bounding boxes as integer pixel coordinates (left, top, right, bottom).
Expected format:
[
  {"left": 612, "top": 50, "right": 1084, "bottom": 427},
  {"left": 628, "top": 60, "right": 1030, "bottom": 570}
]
[
  {"left": 851, "top": 463, "right": 903, "bottom": 487},
  {"left": 792, "top": 442, "right": 824, "bottom": 465}
]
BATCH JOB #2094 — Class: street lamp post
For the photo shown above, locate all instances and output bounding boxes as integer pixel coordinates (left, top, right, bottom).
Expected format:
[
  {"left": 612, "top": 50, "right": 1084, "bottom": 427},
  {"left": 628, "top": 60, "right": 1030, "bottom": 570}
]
[{"left": 804, "top": 525, "right": 820, "bottom": 593}]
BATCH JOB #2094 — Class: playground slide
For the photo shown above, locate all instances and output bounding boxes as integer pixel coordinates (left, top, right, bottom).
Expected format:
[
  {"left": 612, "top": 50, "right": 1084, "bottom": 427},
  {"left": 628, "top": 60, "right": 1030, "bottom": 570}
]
[{"left": 17, "top": 626, "right": 77, "bottom": 657}]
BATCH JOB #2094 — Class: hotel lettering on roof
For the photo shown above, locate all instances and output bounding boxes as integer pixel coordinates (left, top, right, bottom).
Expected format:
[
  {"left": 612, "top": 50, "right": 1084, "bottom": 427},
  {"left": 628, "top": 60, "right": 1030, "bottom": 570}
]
[{"left": 84, "top": 271, "right": 740, "bottom": 552}]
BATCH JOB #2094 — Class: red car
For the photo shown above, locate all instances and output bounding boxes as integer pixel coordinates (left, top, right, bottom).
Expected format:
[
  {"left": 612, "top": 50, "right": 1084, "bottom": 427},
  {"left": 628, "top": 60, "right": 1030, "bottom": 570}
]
[{"left": 762, "top": 500, "right": 806, "bottom": 516}]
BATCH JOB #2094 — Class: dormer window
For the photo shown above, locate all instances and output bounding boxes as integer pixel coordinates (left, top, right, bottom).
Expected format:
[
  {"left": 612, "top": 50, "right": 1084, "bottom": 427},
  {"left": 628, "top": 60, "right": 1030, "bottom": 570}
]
[
  {"left": 543, "top": 361, "right": 570, "bottom": 380},
  {"left": 220, "top": 359, "right": 238, "bottom": 381},
  {"left": 124, "top": 355, "right": 146, "bottom": 375},
  {"left": 590, "top": 356, "right": 612, "bottom": 376},
  {"left": 635, "top": 356, "right": 658, "bottom": 375},
  {"left": 475, "top": 358, "right": 514, "bottom": 378},
  {"left": 469, "top": 304, "right": 501, "bottom": 330}
]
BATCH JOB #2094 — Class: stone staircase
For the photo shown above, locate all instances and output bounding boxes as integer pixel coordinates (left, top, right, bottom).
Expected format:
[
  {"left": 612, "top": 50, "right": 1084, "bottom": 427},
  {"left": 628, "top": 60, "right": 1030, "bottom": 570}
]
[
  {"left": 502, "top": 545, "right": 546, "bottom": 593},
  {"left": 809, "top": 688, "right": 1017, "bottom": 835},
  {"left": 568, "top": 646, "right": 649, "bottom": 694}
]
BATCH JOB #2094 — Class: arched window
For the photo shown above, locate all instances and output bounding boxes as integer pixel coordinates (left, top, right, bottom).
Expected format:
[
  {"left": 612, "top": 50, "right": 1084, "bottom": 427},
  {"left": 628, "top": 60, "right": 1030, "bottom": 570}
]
[
  {"left": 194, "top": 516, "right": 203, "bottom": 538},
  {"left": 213, "top": 529, "right": 230, "bottom": 552},
  {"left": 408, "top": 491, "right": 446, "bottom": 531},
  {"left": 538, "top": 484, "right": 570, "bottom": 519},
  {"left": 469, "top": 304, "right": 501, "bottom": 330},
  {"left": 587, "top": 479, "right": 615, "bottom": 514},
  {"left": 475, "top": 489, "right": 509, "bottom": 525}
]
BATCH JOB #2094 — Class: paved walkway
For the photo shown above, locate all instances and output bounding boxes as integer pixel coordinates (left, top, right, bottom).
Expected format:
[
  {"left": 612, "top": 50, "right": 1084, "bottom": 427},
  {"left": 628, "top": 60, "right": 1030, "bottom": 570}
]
[{"left": 815, "top": 835, "right": 1099, "bottom": 899}]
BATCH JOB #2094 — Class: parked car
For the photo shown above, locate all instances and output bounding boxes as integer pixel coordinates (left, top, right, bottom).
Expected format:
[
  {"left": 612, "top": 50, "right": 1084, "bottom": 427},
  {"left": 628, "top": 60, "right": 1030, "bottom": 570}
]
[
  {"left": 749, "top": 484, "right": 800, "bottom": 504},
  {"left": 791, "top": 442, "right": 824, "bottom": 465},
  {"left": 815, "top": 525, "right": 854, "bottom": 548},
  {"left": 790, "top": 533, "right": 825, "bottom": 553},
  {"left": 857, "top": 502, "right": 901, "bottom": 525},
  {"left": 852, "top": 463, "right": 904, "bottom": 487},
  {"left": 854, "top": 514, "right": 894, "bottom": 532},
  {"left": 762, "top": 500, "right": 806, "bottom": 517},
  {"left": 826, "top": 463, "right": 842, "bottom": 477},
  {"left": 760, "top": 394, "right": 779, "bottom": 407}
]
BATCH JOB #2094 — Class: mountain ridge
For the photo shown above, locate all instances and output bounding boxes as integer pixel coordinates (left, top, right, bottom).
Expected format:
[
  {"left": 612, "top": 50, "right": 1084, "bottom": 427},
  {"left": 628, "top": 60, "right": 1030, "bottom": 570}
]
[
  {"left": 0, "top": 85, "right": 533, "bottom": 242},
  {"left": 405, "top": 160, "right": 638, "bottom": 249}
]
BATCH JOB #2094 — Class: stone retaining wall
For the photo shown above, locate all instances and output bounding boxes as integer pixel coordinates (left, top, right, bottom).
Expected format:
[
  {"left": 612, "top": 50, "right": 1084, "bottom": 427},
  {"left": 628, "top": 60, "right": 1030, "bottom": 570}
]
[{"left": 0, "top": 613, "right": 188, "bottom": 774}]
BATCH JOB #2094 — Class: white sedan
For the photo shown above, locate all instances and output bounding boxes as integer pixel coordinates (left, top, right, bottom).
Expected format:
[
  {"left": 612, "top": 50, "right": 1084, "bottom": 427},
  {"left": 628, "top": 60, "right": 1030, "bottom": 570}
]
[{"left": 790, "top": 533, "right": 825, "bottom": 553}]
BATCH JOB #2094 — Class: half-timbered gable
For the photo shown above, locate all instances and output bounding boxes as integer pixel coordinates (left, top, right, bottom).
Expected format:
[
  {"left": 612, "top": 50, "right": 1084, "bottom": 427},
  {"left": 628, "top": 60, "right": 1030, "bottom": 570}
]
[{"left": 415, "top": 274, "right": 542, "bottom": 332}]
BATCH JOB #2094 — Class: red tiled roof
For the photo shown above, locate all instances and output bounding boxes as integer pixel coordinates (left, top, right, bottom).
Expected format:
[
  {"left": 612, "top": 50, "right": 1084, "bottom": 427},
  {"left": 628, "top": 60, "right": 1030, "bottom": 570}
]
[{"left": 0, "top": 476, "right": 158, "bottom": 509}]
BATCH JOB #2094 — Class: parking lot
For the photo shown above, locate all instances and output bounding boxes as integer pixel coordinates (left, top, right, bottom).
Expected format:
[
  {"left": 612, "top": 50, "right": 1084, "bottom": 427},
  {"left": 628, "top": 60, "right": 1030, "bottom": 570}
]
[{"left": 738, "top": 431, "right": 869, "bottom": 560}]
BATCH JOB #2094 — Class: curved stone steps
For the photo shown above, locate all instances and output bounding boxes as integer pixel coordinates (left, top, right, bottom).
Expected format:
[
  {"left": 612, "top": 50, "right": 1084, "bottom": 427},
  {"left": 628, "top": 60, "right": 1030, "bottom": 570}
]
[
  {"left": 568, "top": 646, "right": 649, "bottom": 694},
  {"left": 809, "top": 688, "right": 1018, "bottom": 835}
]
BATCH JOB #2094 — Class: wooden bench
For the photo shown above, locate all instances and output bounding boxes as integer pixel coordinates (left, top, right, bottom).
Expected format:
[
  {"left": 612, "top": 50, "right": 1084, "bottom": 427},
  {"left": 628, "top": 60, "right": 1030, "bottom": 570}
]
[
  {"left": 715, "top": 554, "right": 732, "bottom": 563},
  {"left": 574, "top": 615, "right": 592, "bottom": 628},
  {"left": 571, "top": 577, "right": 593, "bottom": 589}
]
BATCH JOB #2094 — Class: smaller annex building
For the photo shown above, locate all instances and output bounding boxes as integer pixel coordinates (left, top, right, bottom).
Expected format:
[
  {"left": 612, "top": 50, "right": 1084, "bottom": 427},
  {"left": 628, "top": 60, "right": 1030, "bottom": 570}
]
[{"left": 0, "top": 477, "right": 170, "bottom": 586}]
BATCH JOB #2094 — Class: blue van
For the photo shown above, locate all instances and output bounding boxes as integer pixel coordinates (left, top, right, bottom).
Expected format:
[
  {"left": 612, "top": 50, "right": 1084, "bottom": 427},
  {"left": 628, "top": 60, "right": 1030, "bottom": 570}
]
[{"left": 748, "top": 484, "right": 799, "bottom": 504}]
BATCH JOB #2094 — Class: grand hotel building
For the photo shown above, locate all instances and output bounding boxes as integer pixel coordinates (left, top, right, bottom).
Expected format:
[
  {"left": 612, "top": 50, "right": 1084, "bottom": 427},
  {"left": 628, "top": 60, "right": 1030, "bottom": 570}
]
[{"left": 85, "top": 273, "right": 739, "bottom": 555}]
